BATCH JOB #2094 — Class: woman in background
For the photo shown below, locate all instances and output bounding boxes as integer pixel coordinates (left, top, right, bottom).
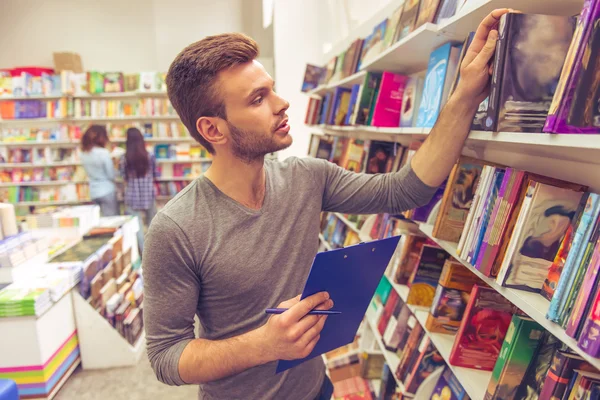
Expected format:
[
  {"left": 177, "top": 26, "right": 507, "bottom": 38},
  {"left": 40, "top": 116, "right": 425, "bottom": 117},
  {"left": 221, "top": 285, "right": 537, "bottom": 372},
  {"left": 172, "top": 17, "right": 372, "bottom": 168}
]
[
  {"left": 119, "top": 127, "right": 159, "bottom": 255},
  {"left": 81, "top": 125, "right": 118, "bottom": 216}
]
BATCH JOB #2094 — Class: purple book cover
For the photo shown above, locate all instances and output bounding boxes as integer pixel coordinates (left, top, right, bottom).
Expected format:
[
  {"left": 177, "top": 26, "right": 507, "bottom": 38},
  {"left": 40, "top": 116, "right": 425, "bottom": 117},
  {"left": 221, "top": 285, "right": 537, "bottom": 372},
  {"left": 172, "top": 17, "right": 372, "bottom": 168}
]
[
  {"left": 496, "top": 14, "right": 575, "bottom": 133},
  {"left": 579, "top": 276, "right": 600, "bottom": 357},
  {"left": 475, "top": 168, "right": 512, "bottom": 270},
  {"left": 567, "top": 238, "right": 600, "bottom": 337},
  {"left": 544, "top": 0, "right": 600, "bottom": 134}
]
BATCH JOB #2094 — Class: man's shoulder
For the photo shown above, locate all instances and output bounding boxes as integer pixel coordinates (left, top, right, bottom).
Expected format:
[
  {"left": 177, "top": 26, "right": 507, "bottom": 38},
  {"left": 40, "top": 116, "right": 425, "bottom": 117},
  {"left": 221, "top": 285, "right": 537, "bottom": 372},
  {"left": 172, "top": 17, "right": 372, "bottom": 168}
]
[
  {"left": 266, "top": 156, "right": 329, "bottom": 176},
  {"left": 154, "top": 178, "right": 211, "bottom": 230}
]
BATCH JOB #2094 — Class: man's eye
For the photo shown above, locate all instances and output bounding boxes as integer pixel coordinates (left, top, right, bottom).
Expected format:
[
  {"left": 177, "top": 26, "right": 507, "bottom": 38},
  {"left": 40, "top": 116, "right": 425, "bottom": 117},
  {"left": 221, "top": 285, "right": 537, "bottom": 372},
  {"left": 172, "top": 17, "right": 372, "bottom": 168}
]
[{"left": 253, "top": 96, "right": 263, "bottom": 105}]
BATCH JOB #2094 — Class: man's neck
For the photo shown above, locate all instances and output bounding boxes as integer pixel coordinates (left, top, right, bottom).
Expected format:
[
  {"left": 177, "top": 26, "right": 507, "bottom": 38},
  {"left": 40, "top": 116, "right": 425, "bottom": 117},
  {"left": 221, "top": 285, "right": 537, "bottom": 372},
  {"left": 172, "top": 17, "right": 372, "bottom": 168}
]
[{"left": 204, "top": 155, "right": 267, "bottom": 210}]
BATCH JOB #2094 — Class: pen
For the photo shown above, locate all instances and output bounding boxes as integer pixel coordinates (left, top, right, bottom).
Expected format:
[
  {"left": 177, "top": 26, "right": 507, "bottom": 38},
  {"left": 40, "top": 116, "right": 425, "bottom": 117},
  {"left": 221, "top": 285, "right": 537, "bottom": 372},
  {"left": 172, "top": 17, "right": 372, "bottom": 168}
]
[{"left": 265, "top": 308, "right": 341, "bottom": 315}]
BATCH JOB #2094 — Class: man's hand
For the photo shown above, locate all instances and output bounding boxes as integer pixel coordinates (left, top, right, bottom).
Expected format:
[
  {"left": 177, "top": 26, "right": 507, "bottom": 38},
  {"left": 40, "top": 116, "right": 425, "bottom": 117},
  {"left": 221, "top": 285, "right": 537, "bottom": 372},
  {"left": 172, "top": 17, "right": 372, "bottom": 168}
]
[
  {"left": 259, "top": 292, "right": 333, "bottom": 361},
  {"left": 454, "top": 8, "right": 511, "bottom": 107}
]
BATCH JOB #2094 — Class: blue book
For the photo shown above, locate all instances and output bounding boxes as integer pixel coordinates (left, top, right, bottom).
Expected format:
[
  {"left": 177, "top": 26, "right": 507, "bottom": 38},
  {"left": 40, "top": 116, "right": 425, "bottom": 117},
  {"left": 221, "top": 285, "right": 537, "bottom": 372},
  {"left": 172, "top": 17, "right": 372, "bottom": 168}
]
[
  {"left": 472, "top": 169, "right": 505, "bottom": 263},
  {"left": 416, "top": 42, "right": 457, "bottom": 128},
  {"left": 319, "top": 93, "right": 332, "bottom": 125},
  {"left": 547, "top": 193, "right": 600, "bottom": 322},
  {"left": 345, "top": 84, "right": 361, "bottom": 125},
  {"left": 328, "top": 87, "right": 351, "bottom": 126}
]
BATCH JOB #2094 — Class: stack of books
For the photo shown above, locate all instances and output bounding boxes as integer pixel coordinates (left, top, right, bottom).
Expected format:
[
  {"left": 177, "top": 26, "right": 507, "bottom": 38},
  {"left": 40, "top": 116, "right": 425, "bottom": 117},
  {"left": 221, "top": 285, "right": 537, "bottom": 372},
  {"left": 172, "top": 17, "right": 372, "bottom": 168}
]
[{"left": 0, "top": 285, "right": 52, "bottom": 317}]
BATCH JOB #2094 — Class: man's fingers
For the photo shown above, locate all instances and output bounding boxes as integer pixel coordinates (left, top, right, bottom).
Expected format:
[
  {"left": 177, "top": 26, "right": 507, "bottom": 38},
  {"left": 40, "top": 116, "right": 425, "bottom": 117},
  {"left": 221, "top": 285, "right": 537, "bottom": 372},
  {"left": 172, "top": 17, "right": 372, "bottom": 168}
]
[
  {"left": 463, "top": 8, "right": 510, "bottom": 66},
  {"left": 300, "top": 316, "right": 327, "bottom": 346},
  {"left": 277, "top": 295, "right": 301, "bottom": 308},
  {"left": 472, "top": 30, "right": 499, "bottom": 69},
  {"left": 286, "top": 292, "right": 329, "bottom": 322},
  {"left": 314, "top": 299, "right": 334, "bottom": 311},
  {"left": 293, "top": 299, "right": 332, "bottom": 334}
]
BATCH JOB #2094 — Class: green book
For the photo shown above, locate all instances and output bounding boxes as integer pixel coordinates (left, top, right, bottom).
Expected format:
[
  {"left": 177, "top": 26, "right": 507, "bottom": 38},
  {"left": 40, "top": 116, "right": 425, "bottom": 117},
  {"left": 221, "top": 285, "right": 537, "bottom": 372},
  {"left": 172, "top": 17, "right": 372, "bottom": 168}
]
[
  {"left": 355, "top": 72, "right": 382, "bottom": 125},
  {"left": 485, "top": 315, "right": 544, "bottom": 400},
  {"left": 374, "top": 276, "right": 392, "bottom": 305}
]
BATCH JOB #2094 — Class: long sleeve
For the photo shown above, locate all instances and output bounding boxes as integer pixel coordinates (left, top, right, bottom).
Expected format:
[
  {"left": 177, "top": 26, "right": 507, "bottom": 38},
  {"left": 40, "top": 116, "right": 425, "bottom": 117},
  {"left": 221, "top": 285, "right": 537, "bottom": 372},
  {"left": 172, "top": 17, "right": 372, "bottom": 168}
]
[
  {"left": 143, "top": 212, "right": 200, "bottom": 386},
  {"left": 296, "top": 157, "right": 438, "bottom": 215},
  {"left": 103, "top": 151, "right": 116, "bottom": 181}
]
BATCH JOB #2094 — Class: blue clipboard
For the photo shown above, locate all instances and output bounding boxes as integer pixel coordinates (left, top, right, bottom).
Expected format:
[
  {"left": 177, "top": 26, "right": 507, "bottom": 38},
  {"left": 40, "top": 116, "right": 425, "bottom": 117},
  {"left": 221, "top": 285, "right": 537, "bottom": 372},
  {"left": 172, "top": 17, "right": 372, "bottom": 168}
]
[{"left": 276, "top": 235, "right": 401, "bottom": 373}]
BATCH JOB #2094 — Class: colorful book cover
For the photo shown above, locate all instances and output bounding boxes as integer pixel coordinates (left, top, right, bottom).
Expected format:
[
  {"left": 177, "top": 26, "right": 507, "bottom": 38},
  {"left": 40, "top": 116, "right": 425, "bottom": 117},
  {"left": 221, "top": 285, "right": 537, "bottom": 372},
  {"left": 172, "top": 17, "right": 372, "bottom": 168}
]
[
  {"left": 484, "top": 315, "right": 544, "bottom": 400},
  {"left": 344, "top": 84, "right": 361, "bottom": 126},
  {"left": 330, "top": 51, "right": 346, "bottom": 83},
  {"left": 395, "top": 322, "right": 424, "bottom": 382},
  {"left": 579, "top": 277, "right": 600, "bottom": 357},
  {"left": 411, "top": 182, "right": 447, "bottom": 224},
  {"left": 435, "top": 0, "right": 459, "bottom": 25},
  {"left": 545, "top": 0, "right": 600, "bottom": 133},
  {"left": 330, "top": 88, "right": 352, "bottom": 126},
  {"left": 400, "top": 76, "right": 423, "bottom": 127},
  {"left": 513, "top": 332, "right": 561, "bottom": 400},
  {"left": 426, "top": 285, "right": 471, "bottom": 334},
  {"left": 449, "top": 285, "right": 514, "bottom": 371},
  {"left": 540, "top": 193, "right": 586, "bottom": 301},
  {"left": 359, "top": 20, "right": 388, "bottom": 68},
  {"left": 365, "top": 141, "right": 395, "bottom": 174},
  {"left": 548, "top": 193, "right": 600, "bottom": 322},
  {"left": 566, "top": 237, "right": 600, "bottom": 337},
  {"left": 416, "top": 0, "right": 442, "bottom": 28},
  {"left": 406, "top": 245, "right": 450, "bottom": 307},
  {"left": 538, "top": 351, "right": 595, "bottom": 399},
  {"left": 339, "top": 139, "right": 366, "bottom": 172},
  {"left": 371, "top": 72, "right": 408, "bottom": 127},
  {"left": 394, "top": 235, "right": 429, "bottom": 285},
  {"left": 429, "top": 367, "right": 469, "bottom": 400},
  {"left": 103, "top": 72, "right": 124, "bottom": 93},
  {"left": 319, "top": 92, "right": 333, "bottom": 125},
  {"left": 377, "top": 289, "right": 399, "bottom": 336},
  {"left": 439, "top": 259, "right": 481, "bottom": 291},
  {"left": 416, "top": 42, "right": 455, "bottom": 128},
  {"left": 383, "top": 295, "right": 406, "bottom": 350},
  {"left": 488, "top": 13, "right": 576, "bottom": 132},
  {"left": 355, "top": 72, "right": 382, "bottom": 125},
  {"left": 501, "top": 183, "right": 584, "bottom": 292},
  {"left": 346, "top": 39, "right": 365, "bottom": 77},
  {"left": 396, "top": 0, "right": 421, "bottom": 41},
  {"left": 383, "top": 7, "right": 403, "bottom": 50},
  {"left": 301, "top": 64, "right": 326, "bottom": 92},
  {"left": 385, "top": 303, "right": 413, "bottom": 352},
  {"left": 404, "top": 337, "right": 445, "bottom": 394},
  {"left": 87, "top": 71, "right": 104, "bottom": 94}
]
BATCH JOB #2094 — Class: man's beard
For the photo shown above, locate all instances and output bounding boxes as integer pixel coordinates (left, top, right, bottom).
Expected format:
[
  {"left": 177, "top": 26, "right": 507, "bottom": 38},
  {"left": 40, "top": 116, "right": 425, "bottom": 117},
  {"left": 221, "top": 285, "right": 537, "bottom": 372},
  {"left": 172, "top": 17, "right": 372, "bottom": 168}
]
[{"left": 227, "top": 120, "right": 291, "bottom": 164}]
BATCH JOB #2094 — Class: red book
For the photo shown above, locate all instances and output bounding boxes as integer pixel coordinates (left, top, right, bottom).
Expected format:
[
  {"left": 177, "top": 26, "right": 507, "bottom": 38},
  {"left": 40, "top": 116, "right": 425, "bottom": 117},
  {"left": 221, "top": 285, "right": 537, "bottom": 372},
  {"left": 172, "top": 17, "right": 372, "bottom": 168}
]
[
  {"left": 378, "top": 289, "right": 399, "bottom": 336},
  {"left": 371, "top": 72, "right": 408, "bottom": 127},
  {"left": 449, "top": 285, "right": 513, "bottom": 371}
]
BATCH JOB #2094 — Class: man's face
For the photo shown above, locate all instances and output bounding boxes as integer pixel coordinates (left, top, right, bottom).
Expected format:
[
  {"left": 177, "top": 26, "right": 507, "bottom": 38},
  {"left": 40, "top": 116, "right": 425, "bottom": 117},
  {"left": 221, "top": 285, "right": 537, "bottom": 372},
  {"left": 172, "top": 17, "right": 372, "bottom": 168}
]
[{"left": 217, "top": 60, "right": 292, "bottom": 162}]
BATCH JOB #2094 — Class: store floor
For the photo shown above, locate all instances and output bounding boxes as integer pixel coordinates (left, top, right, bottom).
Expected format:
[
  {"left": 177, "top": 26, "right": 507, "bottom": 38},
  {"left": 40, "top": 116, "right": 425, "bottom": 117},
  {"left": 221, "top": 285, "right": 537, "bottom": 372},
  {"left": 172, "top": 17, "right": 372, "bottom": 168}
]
[{"left": 56, "top": 356, "right": 198, "bottom": 400}]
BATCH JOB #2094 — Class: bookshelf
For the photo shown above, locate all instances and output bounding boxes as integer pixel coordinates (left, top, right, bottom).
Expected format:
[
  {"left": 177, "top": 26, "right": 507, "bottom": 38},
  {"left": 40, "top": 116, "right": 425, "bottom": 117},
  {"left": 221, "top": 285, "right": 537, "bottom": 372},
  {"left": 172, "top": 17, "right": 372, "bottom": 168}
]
[
  {"left": 1, "top": 140, "right": 79, "bottom": 147},
  {"left": 155, "top": 158, "right": 212, "bottom": 164},
  {"left": 333, "top": 213, "right": 361, "bottom": 234},
  {"left": 0, "top": 161, "right": 81, "bottom": 168},
  {"left": 0, "top": 180, "right": 88, "bottom": 187}
]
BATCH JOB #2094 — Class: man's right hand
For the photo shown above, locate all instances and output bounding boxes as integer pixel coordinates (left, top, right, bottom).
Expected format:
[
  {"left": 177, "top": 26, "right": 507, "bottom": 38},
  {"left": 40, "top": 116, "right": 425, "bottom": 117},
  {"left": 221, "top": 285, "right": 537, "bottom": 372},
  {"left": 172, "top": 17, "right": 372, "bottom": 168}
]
[{"left": 260, "top": 292, "right": 333, "bottom": 361}]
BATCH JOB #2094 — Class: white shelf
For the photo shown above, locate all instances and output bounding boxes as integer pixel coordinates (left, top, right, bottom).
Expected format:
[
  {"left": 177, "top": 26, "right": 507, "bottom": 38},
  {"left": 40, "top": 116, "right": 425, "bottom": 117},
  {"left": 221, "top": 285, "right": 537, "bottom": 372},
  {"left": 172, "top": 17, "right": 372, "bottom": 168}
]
[
  {"left": 111, "top": 137, "right": 195, "bottom": 144},
  {"left": 0, "top": 140, "right": 78, "bottom": 147},
  {"left": 0, "top": 91, "right": 168, "bottom": 101},
  {"left": 0, "top": 161, "right": 81, "bottom": 168},
  {"left": 13, "top": 199, "right": 90, "bottom": 207},
  {"left": 0, "top": 94, "right": 65, "bottom": 101},
  {"left": 155, "top": 158, "right": 212, "bottom": 163},
  {"left": 417, "top": 223, "right": 600, "bottom": 372},
  {"left": 0, "top": 117, "right": 70, "bottom": 124},
  {"left": 318, "top": 233, "right": 333, "bottom": 251},
  {"left": 365, "top": 317, "right": 414, "bottom": 397},
  {"left": 0, "top": 180, "right": 87, "bottom": 187},
  {"left": 333, "top": 213, "right": 361, "bottom": 234},
  {"left": 70, "top": 115, "right": 179, "bottom": 123}
]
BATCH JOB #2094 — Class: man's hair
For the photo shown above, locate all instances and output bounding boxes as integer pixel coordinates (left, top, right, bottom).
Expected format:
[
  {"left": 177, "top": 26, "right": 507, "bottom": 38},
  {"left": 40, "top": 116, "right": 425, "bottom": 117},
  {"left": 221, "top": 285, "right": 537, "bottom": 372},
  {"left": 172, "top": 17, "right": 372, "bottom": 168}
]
[{"left": 166, "top": 33, "right": 259, "bottom": 154}]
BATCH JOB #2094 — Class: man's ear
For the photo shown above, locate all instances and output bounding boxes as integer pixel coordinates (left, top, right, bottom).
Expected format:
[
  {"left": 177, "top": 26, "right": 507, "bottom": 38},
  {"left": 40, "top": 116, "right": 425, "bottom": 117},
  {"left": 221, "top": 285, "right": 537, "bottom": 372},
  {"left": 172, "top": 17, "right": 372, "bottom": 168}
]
[{"left": 196, "top": 116, "right": 227, "bottom": 149}]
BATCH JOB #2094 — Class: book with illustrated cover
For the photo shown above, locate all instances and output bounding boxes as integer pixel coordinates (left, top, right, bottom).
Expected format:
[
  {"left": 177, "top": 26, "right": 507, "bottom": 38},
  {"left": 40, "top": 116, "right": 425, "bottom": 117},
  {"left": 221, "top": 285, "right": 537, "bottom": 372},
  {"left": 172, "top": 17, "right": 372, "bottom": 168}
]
[
  {"left": 384, "top": 303, "right": 412, "bottom": 352},
  {"left": 324, "top": 57, "right": 337, "bottom": 83},
  {"left": 513, "top": 332, "right": 560, "bottom": 400},
  {"left": 426, "top": 285, "right": 471, "bottom": 334},
  {"left": 544, "top": 0, "right": 600, "bottom": 133},
  {"left": 87, "top": 71, "right": 104, "bottom": 94},
  {"left": 416, "top": 42, "right": 462, "bottom": 128},
  {"left": 345, "top": 84, "right": 361, "bottom": 125},
  {"left": 394, "top": 235, "right": 429, "bottom": 285},
  {"left": 123, "top": 74, "right": 139, "bottom": 92},
  {"left": 400, "top": 76, "right": 423, "bottom": 127},
  {"left": 383, "top": 7, "right": 404, "bottom": 50},
  {"left": 404, "top": 337, "right": 445, "bottom": 394},
  {"left": 301, "top": 64, "right": 326, "bottom": 92},
  {"left": 406, "top": 245, "right": 450, "bottom": 307},
  {"left": 339, "top": 139, "right": 367, "bottom": 172},
  {"left": 429, "top": 367, "right": 470, "bottom": 400},
  {"left": 319, "top": 92, "right": 333, "bottom": 125},
  {"left": 538, "top": 351, "right": 595, "bottom": 399},
  {"left": 415, "top": 0, "right": 442, "bottom": 29},
  {"left": 371, "top": 72, "right": 408, "bottom": 127},
  {"left": 396, "top": 322, "right": 425, "bottom": 382},
  {"left": 330, "top": 51, "right": 346, "bottom": 83},
  {"left": 330, "top": 87, "right": 352, "bottom": 126},
  {"left": 396, "top": 0, "right": 421, "bottom": 41},
  {"left": 485, "top": 13, "right": 576, "bottom": 132},
  {"left": 433, "top": 157, "right": 485, "bottom": 243},
  {"left": 484, "top": 315, "right": 544, "bottom": 400},
  {"left": 355, "top": 72, "right": 382, "bottom": 125},
  {"left": 547, "top": 193, "right": 600, "bottom": 322},
  {"left": 365, "top": 141, "right": 395, "bottom": 174},
  {"left": 449, "top": 285, "right": 514, "bottom": 371},
  {"left": 103, "top": 72, "right": 124, "bottom": 92},
  {"left": 579, "top": 277, "right": 600, "bottom": 357},
  {"left": 359, "top": 20, "right": 388, "bottom": 68},
  {"left": 499, "top": 183, "right": 584, "bottom": 292},
  {"left": 139, "top": 72, "right": 157, "bottom": 92}
]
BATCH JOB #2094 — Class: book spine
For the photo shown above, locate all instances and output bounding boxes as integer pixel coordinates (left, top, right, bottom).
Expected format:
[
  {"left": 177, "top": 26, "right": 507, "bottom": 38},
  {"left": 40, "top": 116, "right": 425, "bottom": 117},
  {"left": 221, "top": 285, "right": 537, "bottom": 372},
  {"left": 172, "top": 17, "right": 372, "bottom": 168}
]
[
  {"left": 432, "top": 162, "right": 460, "bottom": 239},
  {"left": 484, "top": 13, "right": 512, "bottom": 132},
  {"left": 472, "top": 170, "right": 505, "bottom": 265},
  {"left": 366, "top": 76, "right": 383, "bottom": 126},
  {"left": 578, "top": 280, "right": 600, "bottom": 357}
]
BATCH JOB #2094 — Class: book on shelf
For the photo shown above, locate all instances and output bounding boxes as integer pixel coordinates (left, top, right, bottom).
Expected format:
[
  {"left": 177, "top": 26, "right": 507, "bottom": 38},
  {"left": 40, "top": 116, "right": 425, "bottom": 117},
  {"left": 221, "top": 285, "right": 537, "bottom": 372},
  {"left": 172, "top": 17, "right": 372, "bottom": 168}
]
[
  {"left": 449, "top": 285, "right": 514, "bottom": 371},
  {"left": 399, "top": 76, "right": 423, "bottom": 128},
  {"left": 435, "top": 0, "right": 460, "bottom": 25},
  {"left": 415, "top": 0, "right": 442, "bottom": 27},
  {"left": 370, "top": 72, "right": 408, "bottom": 127},
  {"left": 330, "top": 87, "right": 352, "bottom": 126},
  {"left": 343, "top": 39, "right": 364, "bottom": 79},
  {"left": 485, "top": 315, "right": 544, "bottom": 400},
  {"left": 345, "top": 84, "right": 361, "bottom": 126},
  {"left": 396, "top": 0, "right": 421, "bottom": 41},
  {"left": 395, "top": 319, "right": 425, "bottom": 382},
  {"left": 538, "top": 350, "right": 596, "bottom": 399},
  {"left": 382, "top": 6, "right": 403, "bottom": 50},
  {"left": 394, "top": 235, "right": 429, "bottom": 285},
  {"left": 406, "top": 244, "right": 450, "bottom": 307},
  {"left": 301, "top": 64, "right": 326, "bottom": 92},
  {"left": 485, "top": 13, "right": 576, "bottom": 133},
  {"left": 403, "top": 336, "right": 445, "bottom": 394},
  {"left": 354, "top": 72, "right": 382, "bottom": 125},
  {"left": 378, "top": 289, "right": 399, "bottom": 336},
  {"left": 513, "top": 331, "right": 561, "bottom": 400},
  {"left": 429, "top": 367, "right": 470, "bottom": 400},
  {"left": 364, "top": 141, "right": 396, "bottom": 174},
  {"left": 359, "top": 19, "right": 388, "bottom": 68},
  {"left": 544, "top": 0, "right": 600, "bottom": 134}
]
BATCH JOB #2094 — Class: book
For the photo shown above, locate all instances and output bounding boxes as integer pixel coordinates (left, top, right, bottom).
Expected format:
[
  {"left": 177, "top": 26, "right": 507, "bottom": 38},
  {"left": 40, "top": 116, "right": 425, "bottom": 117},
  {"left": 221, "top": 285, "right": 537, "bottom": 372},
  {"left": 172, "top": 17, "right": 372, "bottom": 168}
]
[
  {"left": 355, "top": 72, "right": 383, "bottom": 125},
  {"left": 319, "top": 93, "right": 333, "bottom": 125},
  {"left": 396, "top": 0, "right": 421, "bottom": 41},
  {"left": 435, "top": 0, "right": 459, "bottom": 25},
  {"left": 400, "top": 76, "right": 423, "bottom": 127},
  {"left": 429, "top": 367, "right": 470, "bottom": 400},
  {"left": 449, "top": 285, "right": 514, "bottom": 371},
  {"left": 344, "top": 39, "right": 365, "bottom": 78},
  {"left": 416, "top": 42, "right": 462, "bottom": 128},
  {"left": 394, "top": 235, "right": 429, "bottom": 285},
  {"left": 371, "top": 72, "right": 408, "bottom": 127},
  {"left": 484, "top": 315, "right": 544, "bottom": 400},
  {"left": 345, "top": 84, "right": 361, "bottom": 125},
  {"left": 544, "top": 0, "right": 600, "bottom": 133},
  {"left": 384, "top": 303, "right": 413, "bottom": 353},
  {"left": 406, "top": 245, "right": 450, "bottom": 307},
  {"left": 103, "top": 72, "right": 124, "bottom": 92},
  {"left": 426, "top": 285, "right": 471, "bottom": 334},
  {"left": 438, "top": 259, "right": 481, "bottom": 291},
  {"left": 578, "top": 266, "right": 600, "bottom": 357},
  {"left": 301, "top": 64, "right": 326, "bottom": 92},
  {"left": 499, "top": 183, "right": 584, "bottom": 292},
  {"left": 382, "top": 7, "right": 404, "bottom": 50},
  {"left": 433, "top": 157, "right": 485, "bottom": 243},
  {"left": 415, "top": 0, "right": 442, "bottom": 29},
  {"left": 330, "top": 88, "right": 352, "bottom": 126},
  {"left": 139, "top": 72, "right": 157, "bottom": 92},
  {"left": 404, "top": 337, "right": 445, "bottom": 394},
  {"left": 395, "top": 322, "right": 424, "bottom": 382},
  {"left": 547, "top": 193, "right": 600, "bottom": 322},
  {"left": 339, "top": 139, "right": 366, "bottom": 172},
  {"left": 513, "top": 332, "right": 561, "bottom": 400},
  {"left": 365, "top": 141, "right": 395, "bottom": 174},
  {"left": 377, "top": 289, "right": 399, "bottom": 336},
  {"left": 538, "top": 351, "right": 595, "bottom": 399},
  {"left": 485, "top": 13, "right": 576, "bottom": 132},
  {"left": 360, "top": 20, "right": 388, "bottom": 68}
]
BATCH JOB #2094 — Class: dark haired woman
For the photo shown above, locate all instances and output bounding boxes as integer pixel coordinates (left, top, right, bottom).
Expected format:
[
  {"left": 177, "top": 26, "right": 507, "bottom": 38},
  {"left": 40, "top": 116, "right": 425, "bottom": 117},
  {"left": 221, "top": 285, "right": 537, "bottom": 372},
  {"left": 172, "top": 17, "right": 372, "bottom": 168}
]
[
  {"left": 81, "top": 125, "right": 118, "bottom": 216},
  {"left": 119, "top": 127, "right": 159, "bottom": 254}
]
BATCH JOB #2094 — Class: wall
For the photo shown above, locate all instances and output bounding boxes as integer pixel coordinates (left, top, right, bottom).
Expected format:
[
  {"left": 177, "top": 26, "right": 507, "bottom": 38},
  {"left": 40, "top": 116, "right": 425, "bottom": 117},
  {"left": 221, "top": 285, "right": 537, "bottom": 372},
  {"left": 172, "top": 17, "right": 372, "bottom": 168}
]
[{"left": 0, "top": 0, "right": 273, "bottom": 74}]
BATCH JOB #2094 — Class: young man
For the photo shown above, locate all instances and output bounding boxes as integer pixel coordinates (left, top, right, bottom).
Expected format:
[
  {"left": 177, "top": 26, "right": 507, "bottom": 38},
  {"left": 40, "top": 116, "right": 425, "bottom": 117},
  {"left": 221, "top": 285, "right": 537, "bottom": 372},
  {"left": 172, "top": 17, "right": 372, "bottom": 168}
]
[{"left": 144, "top": 9, "right": 509, "bottom": 399}]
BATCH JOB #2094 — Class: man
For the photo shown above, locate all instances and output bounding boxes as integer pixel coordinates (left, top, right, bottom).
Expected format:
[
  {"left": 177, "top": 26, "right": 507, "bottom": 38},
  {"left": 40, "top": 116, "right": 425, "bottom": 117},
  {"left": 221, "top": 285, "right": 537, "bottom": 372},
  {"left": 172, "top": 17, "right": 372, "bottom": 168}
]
[{"left": 144, "top": 9, "right": 509, "bottom": 399}]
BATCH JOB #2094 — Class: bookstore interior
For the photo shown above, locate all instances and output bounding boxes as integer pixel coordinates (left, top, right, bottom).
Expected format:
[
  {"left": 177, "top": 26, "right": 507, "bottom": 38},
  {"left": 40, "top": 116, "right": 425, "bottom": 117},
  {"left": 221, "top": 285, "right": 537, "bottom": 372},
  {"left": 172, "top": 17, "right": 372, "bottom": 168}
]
[{"left": 2, "top": 0, "right": 600, "bottom": 399}]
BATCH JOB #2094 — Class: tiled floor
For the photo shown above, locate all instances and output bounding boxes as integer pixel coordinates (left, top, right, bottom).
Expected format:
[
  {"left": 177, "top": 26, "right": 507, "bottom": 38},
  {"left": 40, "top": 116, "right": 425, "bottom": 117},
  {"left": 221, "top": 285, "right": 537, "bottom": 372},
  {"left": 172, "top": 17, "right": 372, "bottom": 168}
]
[{"left": 55, "top": 357, "right": 198, "bottom": 400}]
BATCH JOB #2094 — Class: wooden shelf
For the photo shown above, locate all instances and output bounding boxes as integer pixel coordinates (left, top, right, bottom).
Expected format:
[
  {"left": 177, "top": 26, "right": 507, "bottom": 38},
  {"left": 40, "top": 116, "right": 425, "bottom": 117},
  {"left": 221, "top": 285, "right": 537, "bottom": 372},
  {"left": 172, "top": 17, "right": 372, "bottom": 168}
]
[{"left": 417, "top": 223, "right": 600, "bottom": 372}]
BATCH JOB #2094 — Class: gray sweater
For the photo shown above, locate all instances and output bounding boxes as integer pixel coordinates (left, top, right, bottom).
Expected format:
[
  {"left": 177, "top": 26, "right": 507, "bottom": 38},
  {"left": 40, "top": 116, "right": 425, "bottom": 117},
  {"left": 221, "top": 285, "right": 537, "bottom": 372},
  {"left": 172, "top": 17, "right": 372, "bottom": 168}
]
[{"left": 143, "top": 156, "right": 437, "bottom": 400}]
